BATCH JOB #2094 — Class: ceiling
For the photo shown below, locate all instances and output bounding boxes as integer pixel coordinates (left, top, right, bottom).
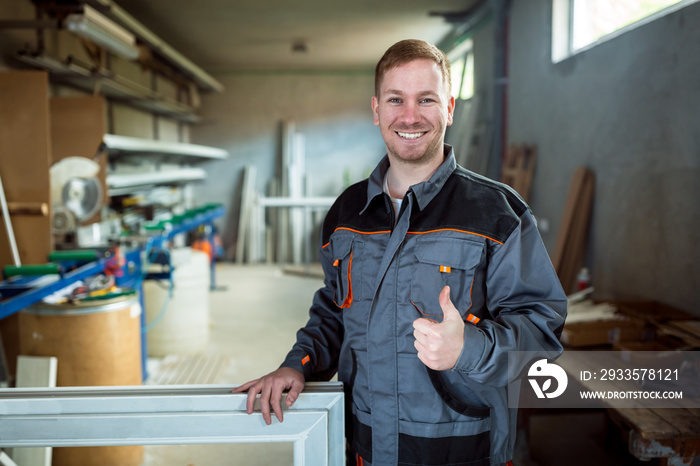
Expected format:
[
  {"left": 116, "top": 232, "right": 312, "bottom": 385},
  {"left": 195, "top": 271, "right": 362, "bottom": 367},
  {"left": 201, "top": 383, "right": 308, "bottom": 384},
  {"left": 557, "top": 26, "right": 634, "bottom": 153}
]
[{"left": 113, "top": 0, "right": 479, "bottom": 73}]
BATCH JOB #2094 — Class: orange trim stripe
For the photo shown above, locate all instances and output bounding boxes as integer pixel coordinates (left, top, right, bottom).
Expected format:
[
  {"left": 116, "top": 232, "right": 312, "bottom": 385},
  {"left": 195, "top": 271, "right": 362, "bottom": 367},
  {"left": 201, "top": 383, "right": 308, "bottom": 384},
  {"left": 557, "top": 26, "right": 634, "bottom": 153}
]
[
  {"left": 335, "top": 227, "right": 392, "bottom": 235},
  {"left": 323, "top": 227, "right": 501, "bottom": 246},
  {"left": 407, "top": 228, "right": 503, "bottom": 245},
  {"left": 322, "top": 227, "right": 392, "bottom": 248},
  {"left": 301, "top": 355, "right": 310, "bottom": 365},
  {"left": 439, "top": 265, "right": 451, "bottom": 273},
  {"left": 411, "top": 300, "right": 439, "bottom": 319},
  {"left": 339, "top": 251, "right": 354, "bottom": 309},
  {"left": 467, "top": 313, "right": 480, "bottom": 324}
]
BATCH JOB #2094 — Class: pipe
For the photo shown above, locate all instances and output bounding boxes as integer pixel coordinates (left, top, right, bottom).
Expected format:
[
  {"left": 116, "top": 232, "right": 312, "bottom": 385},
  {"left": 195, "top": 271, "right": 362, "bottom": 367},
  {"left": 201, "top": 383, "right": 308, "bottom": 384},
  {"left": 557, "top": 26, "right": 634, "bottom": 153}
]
[
  {"left": 0, "top": 173, "right": 21, "bottom": 266},
  {"left": 489, "top": 0, "right": 512, "bottom": 182}
]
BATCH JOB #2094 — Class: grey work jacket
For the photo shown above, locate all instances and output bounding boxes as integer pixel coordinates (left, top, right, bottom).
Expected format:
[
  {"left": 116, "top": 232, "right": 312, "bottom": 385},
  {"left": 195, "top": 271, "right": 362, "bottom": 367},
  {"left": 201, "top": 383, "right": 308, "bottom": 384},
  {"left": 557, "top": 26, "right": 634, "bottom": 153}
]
[{"left": 282, "top": 146, "right": 567, "bottom": 466}]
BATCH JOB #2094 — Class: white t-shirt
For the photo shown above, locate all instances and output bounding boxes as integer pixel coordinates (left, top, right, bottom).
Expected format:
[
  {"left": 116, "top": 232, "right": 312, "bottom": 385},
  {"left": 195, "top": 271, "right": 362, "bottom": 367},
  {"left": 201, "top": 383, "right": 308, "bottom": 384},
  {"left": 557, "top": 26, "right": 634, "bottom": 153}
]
[{"left": 383, "top": 174, "right": 403, "bottom": 225}]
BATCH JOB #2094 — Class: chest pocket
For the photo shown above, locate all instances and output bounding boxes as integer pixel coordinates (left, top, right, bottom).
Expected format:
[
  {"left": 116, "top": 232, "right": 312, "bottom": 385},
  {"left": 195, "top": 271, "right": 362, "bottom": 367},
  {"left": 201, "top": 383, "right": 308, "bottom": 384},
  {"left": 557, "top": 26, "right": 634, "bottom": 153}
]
[
  {"left": 328, "top": 235, "right": 363, "bottom": 308},
  {"left": 410, "top": 237, "right": 484, "bottom": 321}
]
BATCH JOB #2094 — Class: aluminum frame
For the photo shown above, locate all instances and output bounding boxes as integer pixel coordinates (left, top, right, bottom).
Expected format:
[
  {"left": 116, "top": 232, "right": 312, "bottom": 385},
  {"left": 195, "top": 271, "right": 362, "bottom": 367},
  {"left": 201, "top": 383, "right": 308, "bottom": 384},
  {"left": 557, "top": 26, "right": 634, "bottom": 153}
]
[{"left": 0, "top": 383, "right": 344, "bottom": 466}]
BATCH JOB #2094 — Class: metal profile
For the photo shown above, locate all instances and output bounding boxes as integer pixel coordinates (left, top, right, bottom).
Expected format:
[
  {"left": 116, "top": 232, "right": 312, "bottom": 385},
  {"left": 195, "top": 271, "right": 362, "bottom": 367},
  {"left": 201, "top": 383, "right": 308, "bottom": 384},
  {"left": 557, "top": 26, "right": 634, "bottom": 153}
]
[
  {"left": 103, "top": 134, "right": 229, "bottom": 161},
  {"left": 0, "top": 383, "right": 344, "bottom": 466}
]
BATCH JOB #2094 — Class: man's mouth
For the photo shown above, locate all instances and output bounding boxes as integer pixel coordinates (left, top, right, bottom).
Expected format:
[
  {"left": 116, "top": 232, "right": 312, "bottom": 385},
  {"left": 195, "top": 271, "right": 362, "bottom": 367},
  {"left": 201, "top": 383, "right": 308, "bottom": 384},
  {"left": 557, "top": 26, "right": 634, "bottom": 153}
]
[{"left": 396, "top": 131, "right": 426, "bottom": 140}]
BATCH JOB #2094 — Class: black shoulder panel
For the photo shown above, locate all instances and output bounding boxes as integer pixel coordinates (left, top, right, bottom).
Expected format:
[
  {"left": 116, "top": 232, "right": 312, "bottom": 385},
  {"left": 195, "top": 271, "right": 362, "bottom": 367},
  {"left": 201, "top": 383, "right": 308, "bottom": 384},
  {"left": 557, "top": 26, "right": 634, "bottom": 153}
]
[
  {"left": 410, "top": 167, "right": 529, "bottom": 244},
  {"left": 321, "top": 180, "right": 392, "bottom": 244}
]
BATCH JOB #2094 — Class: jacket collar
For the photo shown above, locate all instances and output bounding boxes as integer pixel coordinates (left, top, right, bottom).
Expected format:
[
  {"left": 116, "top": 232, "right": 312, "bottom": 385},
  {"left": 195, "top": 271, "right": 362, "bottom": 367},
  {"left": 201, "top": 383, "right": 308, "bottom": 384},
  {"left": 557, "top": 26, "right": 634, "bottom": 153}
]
[{"left": 361, "top": 144, "right": 456, "bottom": 214}]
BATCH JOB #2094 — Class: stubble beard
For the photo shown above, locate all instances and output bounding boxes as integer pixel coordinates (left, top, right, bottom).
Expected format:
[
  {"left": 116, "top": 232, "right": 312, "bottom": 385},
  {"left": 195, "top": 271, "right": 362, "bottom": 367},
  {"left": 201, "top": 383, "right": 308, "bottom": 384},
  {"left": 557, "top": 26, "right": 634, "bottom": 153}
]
[{"left": 385, "top": 128, "right": 444, "bottom": 169}]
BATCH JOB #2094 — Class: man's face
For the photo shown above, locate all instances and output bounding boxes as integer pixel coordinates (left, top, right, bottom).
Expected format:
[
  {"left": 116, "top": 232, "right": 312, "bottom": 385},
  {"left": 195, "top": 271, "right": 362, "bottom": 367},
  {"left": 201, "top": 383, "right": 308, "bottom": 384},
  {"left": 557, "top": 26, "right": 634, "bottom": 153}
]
[{"left": 372, "top": 59, "right": 455, "bottom": 167}]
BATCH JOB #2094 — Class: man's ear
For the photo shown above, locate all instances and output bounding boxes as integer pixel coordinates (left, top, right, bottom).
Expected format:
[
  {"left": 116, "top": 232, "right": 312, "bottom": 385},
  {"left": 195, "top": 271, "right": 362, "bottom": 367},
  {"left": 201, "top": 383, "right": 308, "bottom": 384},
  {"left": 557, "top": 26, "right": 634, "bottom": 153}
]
[
  {"left": 446, "top": 95, "right": 456, "bottom": 126},
  {"left": 371, "top": 96, "right": 380, "bottom": 126}
]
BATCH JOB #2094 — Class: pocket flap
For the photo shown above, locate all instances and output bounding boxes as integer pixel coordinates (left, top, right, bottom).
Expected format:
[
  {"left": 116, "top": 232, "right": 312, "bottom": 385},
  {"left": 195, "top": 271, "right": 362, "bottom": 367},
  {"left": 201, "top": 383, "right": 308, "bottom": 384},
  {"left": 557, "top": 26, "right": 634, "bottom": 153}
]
[
  {"left": 330, "top": 235, "right": 353, "bottom": 260},
  {"left": 415, "top": 237, "right": 483, "bottom": 270}
]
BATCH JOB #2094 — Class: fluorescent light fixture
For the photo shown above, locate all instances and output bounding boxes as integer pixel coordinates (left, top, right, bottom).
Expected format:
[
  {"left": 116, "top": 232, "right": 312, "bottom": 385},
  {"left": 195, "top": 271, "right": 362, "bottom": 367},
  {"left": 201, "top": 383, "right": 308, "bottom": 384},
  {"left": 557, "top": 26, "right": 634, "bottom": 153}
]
[{"left": 65, "top": 5, "right": 140, "bottom": 60}]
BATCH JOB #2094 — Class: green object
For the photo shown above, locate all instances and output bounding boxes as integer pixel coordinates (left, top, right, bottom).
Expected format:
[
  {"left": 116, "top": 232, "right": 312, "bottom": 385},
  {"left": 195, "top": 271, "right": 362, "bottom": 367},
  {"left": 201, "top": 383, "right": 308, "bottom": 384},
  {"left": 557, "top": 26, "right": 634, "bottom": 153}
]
[
  {"left": 48, "top": 250, "right": 99, "bottom": 262},
  {"left": 80, "top": 289, "right": 137, "bottom": 302},
  {"left": 143, "top": 222, "right": 165, "bottom": 232},
  {"left": 4, "top": 264, "right": 61, "bottom": 277}
]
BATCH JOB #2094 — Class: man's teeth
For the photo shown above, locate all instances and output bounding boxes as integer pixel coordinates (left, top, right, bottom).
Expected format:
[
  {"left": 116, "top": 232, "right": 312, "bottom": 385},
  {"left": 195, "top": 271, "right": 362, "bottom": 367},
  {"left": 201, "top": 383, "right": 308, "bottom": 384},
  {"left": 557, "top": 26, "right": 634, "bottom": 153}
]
[{"left": 397, "top": 132, "right": 424, "bottom": 140}]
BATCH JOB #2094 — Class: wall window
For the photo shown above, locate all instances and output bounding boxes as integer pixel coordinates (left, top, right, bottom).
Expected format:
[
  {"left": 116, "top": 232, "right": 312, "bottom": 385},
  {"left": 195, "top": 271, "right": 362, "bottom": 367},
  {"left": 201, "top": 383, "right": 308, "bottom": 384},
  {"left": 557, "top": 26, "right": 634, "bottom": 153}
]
[
  {"left": 448, "top": 38, "right": 474, "bottom": 101},
  {"left": 552, "top": 0, "right": 698, "bottom": 62}
]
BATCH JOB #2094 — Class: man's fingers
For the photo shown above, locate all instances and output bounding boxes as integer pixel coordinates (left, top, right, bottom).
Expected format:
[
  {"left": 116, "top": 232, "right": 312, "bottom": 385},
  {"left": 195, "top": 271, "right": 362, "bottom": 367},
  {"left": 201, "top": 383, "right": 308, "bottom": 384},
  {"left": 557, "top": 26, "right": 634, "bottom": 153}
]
[
  {"left": 259, "top": 382, "right": 274, "bottom": 425},
  {"left": 413, "top": 317, "right": 436, "bottom": 335},
  {"left": 270, "top": 383, "right": 286, "bottom": 423},
  {"left": 286, "top": 380, "right": 304, "bottom": 407},
  {"left": 439, "top": 286, "right": 462, "bottom": 322},
  {"left": 244, "top": 382, "right": 262, "bottom": 415},
  {"left": 234, "top": 368, "right": 305, "bottom": 424},
  {"left": 232, "top": 379, "right": 257, "bottom": 394},
  {"left": 416, "top": 350, "right": 436, "bottom": 369}
]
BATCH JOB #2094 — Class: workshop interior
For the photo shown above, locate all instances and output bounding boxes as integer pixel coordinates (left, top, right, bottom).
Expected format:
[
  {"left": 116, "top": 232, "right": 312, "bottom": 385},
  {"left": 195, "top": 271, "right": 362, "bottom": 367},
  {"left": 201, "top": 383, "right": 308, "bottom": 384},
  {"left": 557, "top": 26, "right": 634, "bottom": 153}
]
[{"left": 0, "top": 0, "right": 699, "bottom": 465}]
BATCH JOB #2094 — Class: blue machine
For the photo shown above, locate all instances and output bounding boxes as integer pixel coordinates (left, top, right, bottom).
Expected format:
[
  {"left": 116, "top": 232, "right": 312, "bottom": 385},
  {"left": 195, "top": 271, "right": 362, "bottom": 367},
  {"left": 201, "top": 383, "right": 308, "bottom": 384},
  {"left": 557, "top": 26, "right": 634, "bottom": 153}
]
[{"left": 0, "top": 204, "right": 224, "bottom": 381}]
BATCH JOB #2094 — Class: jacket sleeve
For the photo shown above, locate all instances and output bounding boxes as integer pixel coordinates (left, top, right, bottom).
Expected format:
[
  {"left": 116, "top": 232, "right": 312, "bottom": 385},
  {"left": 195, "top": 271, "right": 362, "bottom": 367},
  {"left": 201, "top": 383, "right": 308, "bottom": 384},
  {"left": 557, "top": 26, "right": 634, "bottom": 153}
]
[
  {"left": 279, "top": 235, "right": 345, "bottom": 381},
  {"left": 452, "top": 209, "right": 567, "bottom": 386}
]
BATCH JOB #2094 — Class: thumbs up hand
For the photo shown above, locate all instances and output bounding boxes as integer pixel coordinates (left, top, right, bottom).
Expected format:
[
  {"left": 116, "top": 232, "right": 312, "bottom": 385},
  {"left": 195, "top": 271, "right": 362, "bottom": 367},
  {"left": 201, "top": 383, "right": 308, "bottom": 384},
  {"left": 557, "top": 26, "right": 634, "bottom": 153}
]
[{"left": 412, "top": 286, "right": 465, "bottom": 371}]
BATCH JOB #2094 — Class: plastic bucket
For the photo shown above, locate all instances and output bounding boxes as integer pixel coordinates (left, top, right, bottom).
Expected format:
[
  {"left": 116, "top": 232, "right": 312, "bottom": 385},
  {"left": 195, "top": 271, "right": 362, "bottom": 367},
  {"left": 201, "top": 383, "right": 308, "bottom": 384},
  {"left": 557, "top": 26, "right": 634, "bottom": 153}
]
[{"left": 144, "top": 248, "right": 210, "bottom": 356}]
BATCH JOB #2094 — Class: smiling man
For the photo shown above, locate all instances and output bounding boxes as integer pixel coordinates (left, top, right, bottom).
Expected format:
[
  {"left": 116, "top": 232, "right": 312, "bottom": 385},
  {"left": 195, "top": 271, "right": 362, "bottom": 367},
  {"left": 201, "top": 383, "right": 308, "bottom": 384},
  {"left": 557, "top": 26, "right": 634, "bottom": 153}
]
[{"left": 235, "top": 40, "right": 567, "bottom": 466}]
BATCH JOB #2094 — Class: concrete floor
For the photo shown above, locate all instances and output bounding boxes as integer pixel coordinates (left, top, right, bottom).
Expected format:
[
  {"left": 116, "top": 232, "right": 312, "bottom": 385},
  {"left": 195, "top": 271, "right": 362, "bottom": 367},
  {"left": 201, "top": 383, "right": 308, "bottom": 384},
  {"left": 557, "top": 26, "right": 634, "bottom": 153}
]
[
  {"left": 141, "top": 264, "right": 679, "bottom": 466},
  {"left": 143, "top": 264, "right": 322, "bottom": 466}
]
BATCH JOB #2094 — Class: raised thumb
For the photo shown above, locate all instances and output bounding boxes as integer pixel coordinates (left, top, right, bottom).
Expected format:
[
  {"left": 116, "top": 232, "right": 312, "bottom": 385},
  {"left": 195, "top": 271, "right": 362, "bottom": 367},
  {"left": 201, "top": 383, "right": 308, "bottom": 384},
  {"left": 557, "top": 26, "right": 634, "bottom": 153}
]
[{"left": 439, "top": 286, "right": 462, "bottom": 321}]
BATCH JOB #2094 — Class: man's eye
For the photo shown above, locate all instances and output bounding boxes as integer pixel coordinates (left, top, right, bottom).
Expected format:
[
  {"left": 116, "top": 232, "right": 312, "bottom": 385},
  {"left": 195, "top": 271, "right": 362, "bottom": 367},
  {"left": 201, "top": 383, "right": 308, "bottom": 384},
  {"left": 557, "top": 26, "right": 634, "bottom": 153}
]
[
  {"left": 420, "top": 98, "right": 435, "bottom": 104},
  {"left": 389, "top": 98, "right": 401, "bottom": 103}
]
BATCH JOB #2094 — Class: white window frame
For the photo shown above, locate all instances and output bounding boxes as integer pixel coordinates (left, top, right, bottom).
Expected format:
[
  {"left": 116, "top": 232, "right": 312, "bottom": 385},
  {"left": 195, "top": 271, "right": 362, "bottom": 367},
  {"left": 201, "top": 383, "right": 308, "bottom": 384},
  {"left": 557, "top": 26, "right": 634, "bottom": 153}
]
[
  {"left": 552, "top": 0, "right": 699, "bottom": 63},
  {"left": 0, "top": 383, "right": 345, "bottom": 466},
  {"left": 448, "top": 38, "right": 475, "bottom": 101}
]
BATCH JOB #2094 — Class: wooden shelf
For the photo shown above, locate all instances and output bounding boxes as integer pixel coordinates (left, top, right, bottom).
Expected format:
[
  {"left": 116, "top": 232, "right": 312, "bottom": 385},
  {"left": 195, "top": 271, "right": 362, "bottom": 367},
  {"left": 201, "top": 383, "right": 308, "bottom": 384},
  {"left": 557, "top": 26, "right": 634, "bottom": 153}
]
[{"left": 16, "top": 51, "right": 201, "bottom": 123}]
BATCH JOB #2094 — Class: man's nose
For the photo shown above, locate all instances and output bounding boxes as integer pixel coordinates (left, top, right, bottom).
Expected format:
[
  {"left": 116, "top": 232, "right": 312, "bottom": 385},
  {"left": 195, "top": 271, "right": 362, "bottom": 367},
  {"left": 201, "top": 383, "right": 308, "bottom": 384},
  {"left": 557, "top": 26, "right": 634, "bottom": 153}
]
[{"left": 399, "top": 101, "right": 421, "bottom": 125}]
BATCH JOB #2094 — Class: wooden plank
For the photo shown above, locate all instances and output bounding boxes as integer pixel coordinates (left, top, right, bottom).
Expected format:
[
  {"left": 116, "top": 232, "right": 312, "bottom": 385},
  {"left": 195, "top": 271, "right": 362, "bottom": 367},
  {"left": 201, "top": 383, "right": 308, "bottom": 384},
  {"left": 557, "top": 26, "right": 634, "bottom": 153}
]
[
  {"left": 657, "top": 322, "right": 700, "bottom": 348},
  {"left": 667, "top": 321, "right": 700, "bottom": 338},
  {"left": 0, "top": 71, "right": 52, "bottom": 268},
  {"left": 610, "top": 407, "right": 680, "bottom": 440},
  {"left": 501, "top": 144, "right": 537, "bottom": 202},
  {"left": 560, "top": 169, "right": 595, "bottom": 293},
  {"left": 651, "top": 408, "right": 700, "bottom": 438},
  {"left": 552, "top": 167, "right": 595, "bottom": 293},
  {"left": 0, "top": 71, "right": 53, "bottom": 382},
  {"left": 49, "top": 96, "right": 107, "bottom": 225},
  {"left": 551, "top": 167, "right": 587, "bottom": 274}
]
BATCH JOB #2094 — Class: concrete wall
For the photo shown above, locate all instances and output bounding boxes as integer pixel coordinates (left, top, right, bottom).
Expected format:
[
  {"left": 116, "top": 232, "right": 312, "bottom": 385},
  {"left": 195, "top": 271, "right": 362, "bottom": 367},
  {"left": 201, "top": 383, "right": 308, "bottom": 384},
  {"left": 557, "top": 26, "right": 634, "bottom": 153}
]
[
  {"left": 191, "top": 71, "right": 386, "bottom": 259},
  {"left": 507, "top": 0, "right": 699, "bottom": 313}
]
